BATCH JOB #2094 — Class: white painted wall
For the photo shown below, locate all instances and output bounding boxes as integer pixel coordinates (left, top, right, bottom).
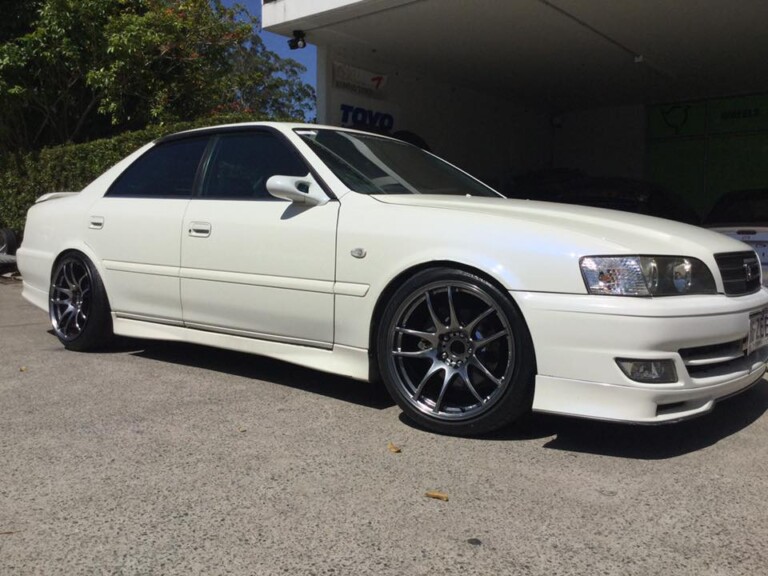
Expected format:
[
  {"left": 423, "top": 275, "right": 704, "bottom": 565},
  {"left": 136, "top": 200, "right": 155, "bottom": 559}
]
[
  {"left": 262, "top": 0, "right": 365, "bottom": 29},
  {"left": 262, "top": 0, "right": 418, "bottom": 35}
]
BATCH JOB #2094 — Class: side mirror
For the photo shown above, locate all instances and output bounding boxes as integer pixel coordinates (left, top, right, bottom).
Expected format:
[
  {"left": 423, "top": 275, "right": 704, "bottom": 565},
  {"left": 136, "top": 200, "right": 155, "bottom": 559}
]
[{"left": 266, "top": 174, "right": 329, "bottom": 206}]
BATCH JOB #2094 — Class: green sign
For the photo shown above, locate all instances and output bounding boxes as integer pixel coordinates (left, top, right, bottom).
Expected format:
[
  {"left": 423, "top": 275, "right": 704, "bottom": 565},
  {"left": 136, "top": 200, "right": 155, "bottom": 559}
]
[
  {"left": 707, "top": 94, "right": 768, "bottom": 134},
  {"left": 648, "top": 102, "right": 706, "bottom": 138},
  {"left": 647, "top": 94, "right": 768, "bottom": 216}
]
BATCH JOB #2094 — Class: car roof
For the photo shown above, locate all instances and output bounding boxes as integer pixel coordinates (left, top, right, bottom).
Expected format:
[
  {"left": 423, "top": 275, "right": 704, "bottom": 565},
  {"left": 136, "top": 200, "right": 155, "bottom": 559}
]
[{"left": 154, "top": 122, "right": 394, "bottom": 144}]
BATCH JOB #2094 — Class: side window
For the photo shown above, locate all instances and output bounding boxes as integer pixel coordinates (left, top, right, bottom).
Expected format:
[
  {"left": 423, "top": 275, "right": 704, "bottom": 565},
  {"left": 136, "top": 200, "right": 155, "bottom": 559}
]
[
  {"left": 107, "top": 137, "right": 209, "bottom": 198},
  {"left": 202, "top": 132, "right": 308, "bottom": 200}
]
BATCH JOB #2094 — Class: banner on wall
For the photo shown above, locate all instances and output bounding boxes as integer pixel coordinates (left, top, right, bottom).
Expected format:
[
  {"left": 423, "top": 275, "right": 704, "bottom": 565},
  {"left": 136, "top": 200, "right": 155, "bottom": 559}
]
[
  {"left": 647, "top": 94, "right": 768, "bottom": 215},
  {"left": 333, "top": 61, "right": 388, "bottom": 99},
  {"left": 649, "top": 95, "right": 768, "bottom": 139},
  {"left": 707, "top": 94, "right": 768, "bottom": 134}
]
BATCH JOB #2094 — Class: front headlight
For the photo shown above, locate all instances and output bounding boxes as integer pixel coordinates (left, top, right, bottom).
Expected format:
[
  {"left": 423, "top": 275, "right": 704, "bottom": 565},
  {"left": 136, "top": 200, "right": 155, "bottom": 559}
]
[{"left": 580, "top": 256, "right": 717, "bottom": 296}]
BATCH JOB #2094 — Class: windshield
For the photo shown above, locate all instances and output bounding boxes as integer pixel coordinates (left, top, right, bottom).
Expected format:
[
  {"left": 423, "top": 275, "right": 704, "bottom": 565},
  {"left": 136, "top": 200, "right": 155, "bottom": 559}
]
[{"left": 295, "top": 129, "right": 500, "bottom": 197}]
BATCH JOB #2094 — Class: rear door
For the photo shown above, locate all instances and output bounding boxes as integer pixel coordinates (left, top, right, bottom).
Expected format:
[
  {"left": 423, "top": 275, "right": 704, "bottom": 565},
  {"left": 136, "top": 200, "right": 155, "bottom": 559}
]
[
  {"left": 86, "top": 136, "right": 209, "bottom": 324},
  {"left": 180, "top": 129, "right": 339, "bottom": 346}
]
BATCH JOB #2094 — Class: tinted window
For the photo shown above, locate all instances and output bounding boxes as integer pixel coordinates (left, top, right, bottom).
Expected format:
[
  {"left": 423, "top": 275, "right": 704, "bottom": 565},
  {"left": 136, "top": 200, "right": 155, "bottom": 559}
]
[
  {"left": 202, "top": 132, "right": 308, "bottom": 200},
  {"left": 107, "top": 137, "right": 209, "bottom": 198}
]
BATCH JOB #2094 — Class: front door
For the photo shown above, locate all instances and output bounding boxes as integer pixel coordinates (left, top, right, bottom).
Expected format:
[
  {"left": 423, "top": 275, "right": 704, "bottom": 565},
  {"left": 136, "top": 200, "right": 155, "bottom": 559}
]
[{"left": 180, "top": 130, "right": 338, "bottom": 347}]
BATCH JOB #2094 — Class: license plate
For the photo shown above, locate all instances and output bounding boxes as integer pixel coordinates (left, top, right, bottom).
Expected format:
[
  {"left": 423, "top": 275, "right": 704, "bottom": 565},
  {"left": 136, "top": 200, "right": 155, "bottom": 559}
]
[{"left": 747, "top": 307, "right": 768, "bottom": 354}]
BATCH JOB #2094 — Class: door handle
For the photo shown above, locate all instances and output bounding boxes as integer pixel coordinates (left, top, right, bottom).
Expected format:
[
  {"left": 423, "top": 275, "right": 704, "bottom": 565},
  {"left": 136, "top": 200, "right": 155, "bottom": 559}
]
[
  {"left": 89, "top": 216, "right": 104, "bottom": 230},
  {"left": 188, "top": 222, "right": 212, "bottom": 238}
]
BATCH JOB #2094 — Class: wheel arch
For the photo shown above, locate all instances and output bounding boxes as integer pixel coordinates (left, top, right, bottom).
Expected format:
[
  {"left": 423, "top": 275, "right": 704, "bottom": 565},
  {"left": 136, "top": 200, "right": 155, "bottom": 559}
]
[
  {"left": 50, "top": 243, "right": 113, "bottom": 309},
  {"left": 49, "top": 245, "right": 115, "bottom": 350},
  {"left": 51, "top": 246, "right": 85, "bottom": 269},
  {"left": 367, "top": 259, "right": 536, "bottom": 382},
  {"left": 53, "top": 243, "right": 98, "bottom": 272}
]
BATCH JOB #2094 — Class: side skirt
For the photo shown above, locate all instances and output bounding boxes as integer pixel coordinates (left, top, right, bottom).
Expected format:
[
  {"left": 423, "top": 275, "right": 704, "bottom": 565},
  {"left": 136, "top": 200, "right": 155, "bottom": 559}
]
[{"left": 112, "top": 315, "right": 371, "bottom": 382}]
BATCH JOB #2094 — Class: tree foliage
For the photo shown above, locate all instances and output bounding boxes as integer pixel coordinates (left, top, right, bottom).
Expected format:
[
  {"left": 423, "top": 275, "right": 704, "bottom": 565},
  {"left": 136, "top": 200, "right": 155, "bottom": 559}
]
[
  {"left": 0, "top": 0, "right": 43, "bottom": 43},
  {"left": 0, "top": 0, "right": 315, "bottom": 153}
]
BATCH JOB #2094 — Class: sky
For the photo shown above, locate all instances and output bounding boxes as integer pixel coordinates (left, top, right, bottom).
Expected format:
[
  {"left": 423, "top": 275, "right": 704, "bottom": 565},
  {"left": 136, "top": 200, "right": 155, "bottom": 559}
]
[{"left": 242, "top": 1, "right": 318, "bottom": 89}]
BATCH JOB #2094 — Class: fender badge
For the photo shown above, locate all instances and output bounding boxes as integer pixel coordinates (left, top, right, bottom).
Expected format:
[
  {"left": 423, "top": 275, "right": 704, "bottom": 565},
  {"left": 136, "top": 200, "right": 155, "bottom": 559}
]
[{"left": 351, "top": 248, "right": 367, "bottom": 259}]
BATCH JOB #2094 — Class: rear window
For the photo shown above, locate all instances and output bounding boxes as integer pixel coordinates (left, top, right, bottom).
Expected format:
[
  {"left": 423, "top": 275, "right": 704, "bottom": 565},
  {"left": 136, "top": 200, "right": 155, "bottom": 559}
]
[{"left": 107, "top": 137, "right": 209, "bottom": 198}]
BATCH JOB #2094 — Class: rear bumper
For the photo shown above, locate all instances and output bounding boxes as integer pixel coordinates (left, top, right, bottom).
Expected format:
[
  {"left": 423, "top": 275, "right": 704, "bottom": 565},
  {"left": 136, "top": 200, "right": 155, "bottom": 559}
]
[
  {"left": 514, "top": 289, "right": 768, "bottom": 423},
  {"left": 16, "top": 246, "right": 52, "bottom": 312}
]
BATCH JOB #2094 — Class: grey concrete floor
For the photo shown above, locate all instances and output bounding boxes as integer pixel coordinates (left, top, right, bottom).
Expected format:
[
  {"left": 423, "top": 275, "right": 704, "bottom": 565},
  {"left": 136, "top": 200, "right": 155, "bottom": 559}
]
[{"left": 1, "top": 279, "right": 767, "bottom": 576}]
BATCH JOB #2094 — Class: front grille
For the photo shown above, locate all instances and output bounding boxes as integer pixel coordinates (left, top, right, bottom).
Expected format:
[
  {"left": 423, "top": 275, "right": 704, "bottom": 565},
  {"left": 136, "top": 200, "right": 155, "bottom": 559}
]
[{"left": 714, "top": 251, "right": 761, "bottom": 295}]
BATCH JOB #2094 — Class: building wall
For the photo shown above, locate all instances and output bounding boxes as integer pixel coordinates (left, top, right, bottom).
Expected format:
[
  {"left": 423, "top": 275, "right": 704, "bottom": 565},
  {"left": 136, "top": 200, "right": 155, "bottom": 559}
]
[
  {"left": 551, "top": 105, "right": 647, "bottom": 179},
  {"left": 318, "top": 44, "right": 652, "bottom": 191},
  {"left": 318, "top": 45, "right": 553, "bottom": 190}
]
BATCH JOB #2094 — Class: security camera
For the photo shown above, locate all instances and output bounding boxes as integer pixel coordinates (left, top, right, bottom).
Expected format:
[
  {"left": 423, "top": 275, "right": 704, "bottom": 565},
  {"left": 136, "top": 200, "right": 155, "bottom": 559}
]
[{"left": 288, "top": 30, "right": 306, "bottom": 50}]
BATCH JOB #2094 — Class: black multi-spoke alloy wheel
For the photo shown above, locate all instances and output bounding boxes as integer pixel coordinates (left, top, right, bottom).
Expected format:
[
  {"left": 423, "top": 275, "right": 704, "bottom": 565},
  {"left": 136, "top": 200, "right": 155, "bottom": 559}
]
[
  {"left": 377, "top": 268, "right": 536, "bottom": 436},
  {"left": 49, "top": 253, "right": 113, "bottom": 351}
]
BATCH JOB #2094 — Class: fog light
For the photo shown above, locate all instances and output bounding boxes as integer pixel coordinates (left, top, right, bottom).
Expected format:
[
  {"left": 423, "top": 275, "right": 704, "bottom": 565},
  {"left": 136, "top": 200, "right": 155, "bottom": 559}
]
[{"left": 616, "top": 359, "right": 677, "bottom": 384}]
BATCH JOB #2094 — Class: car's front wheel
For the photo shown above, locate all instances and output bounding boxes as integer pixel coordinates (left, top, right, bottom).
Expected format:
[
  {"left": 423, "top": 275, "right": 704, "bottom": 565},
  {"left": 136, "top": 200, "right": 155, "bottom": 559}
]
[
  {"left": 377, "top": 268, "right": 535, "bottom": 436},
  {"left": 49, "top": 253, "right": 113, "bottom": 351}
]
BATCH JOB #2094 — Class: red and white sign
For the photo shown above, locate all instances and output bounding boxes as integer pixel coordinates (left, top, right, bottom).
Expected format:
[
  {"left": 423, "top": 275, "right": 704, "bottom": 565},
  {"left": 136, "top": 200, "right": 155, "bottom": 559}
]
[{"left": 333, "top": 62, "right": 387, "bottom": 99}]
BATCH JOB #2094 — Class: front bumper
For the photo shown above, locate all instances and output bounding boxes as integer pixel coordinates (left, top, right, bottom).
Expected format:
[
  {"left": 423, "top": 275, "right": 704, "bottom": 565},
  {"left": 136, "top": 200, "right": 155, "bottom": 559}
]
[{"left": 513, "top": 288, "right": 768, "bottom": 423}]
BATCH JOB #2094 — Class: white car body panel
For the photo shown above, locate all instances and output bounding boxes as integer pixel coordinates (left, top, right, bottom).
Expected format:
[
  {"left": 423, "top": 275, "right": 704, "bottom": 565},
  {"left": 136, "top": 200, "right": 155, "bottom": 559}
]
[
  {"left": 112, "top": 316, "right": 370, "bottom": 381},
  {"left": 180, "top": 198, "right": 340, "bottom": 345},
  {"left": 518, "top": 290, "right": 768, "bottom": 421},
  {"left": 16, "top": 122, "right": 768, "bottom": 425},
  {"left": 87, "top": 197, "right": 190, "bottom": 322}
]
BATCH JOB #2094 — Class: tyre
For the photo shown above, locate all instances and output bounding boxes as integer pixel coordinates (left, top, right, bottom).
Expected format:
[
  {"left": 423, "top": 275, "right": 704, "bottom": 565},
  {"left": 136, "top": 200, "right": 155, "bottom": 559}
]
[
  {"left": 49, "top": 252, "right": 113, "bottom": 351},
  {"left": 0, "top": 228, "right": 17, "bottom": 255},
  {"left": 377, "top": 268, "right": 536, "bottom": 436}
]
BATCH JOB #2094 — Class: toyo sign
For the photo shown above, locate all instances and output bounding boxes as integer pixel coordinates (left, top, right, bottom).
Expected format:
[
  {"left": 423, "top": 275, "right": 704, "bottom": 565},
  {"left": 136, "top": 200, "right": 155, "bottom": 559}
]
[{"left": 339, "top": 104, "right": 395, "bottom": 131}]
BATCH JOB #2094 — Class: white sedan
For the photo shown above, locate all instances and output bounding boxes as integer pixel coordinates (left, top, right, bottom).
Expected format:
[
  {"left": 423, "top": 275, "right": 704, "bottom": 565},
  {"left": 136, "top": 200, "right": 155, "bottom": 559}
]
[{"left": 17, "top": 123, "right": 768, "bottom": 435}]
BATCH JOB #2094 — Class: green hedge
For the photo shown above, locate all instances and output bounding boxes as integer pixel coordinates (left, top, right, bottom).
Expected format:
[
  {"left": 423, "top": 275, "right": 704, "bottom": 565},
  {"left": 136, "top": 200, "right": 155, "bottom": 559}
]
[{"left": 0, "top": 114, "right": 268, "bottom": 232}]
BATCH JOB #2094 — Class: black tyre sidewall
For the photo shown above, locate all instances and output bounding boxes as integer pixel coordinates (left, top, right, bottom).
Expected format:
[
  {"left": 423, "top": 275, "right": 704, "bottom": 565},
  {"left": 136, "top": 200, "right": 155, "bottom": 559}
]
[
  {"left": 0, "top": 229, "right": 17, "bottom": 255},
  {"left": 50, "top": 253, "right": 113, "bottom": 351},
  {"left": 377, "top": 268, "right": 536, "bottom": 436}
]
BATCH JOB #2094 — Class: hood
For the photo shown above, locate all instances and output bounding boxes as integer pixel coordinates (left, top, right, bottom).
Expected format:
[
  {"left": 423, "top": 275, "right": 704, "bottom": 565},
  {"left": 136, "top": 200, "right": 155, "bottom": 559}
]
[{"left": 372, "top": 194, "right": 748, "bottom": 256}]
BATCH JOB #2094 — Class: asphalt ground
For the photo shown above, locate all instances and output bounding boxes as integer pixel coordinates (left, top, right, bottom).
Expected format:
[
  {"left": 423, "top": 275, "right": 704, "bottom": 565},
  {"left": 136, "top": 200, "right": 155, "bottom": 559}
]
[{"left": 1, "top": 279, "right": 767, "bottom": 576}]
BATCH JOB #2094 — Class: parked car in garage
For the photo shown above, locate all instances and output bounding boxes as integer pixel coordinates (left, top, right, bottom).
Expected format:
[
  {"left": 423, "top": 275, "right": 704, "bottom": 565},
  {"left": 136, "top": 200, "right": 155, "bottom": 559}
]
[
  {"left": 509, "top": 170, "right": 701, "bottom": 225},
  {"left": 0, "top": 228, "right": 18, "bottom": 255},
  {"left": 704, "top": 189, "right": 768, "bottom": 287},
  {"left": 0, "top": 227, "right": 19, "bottom": 273},
  {"left": 16, "top": 123, "right": 768, "bottom": 435}
]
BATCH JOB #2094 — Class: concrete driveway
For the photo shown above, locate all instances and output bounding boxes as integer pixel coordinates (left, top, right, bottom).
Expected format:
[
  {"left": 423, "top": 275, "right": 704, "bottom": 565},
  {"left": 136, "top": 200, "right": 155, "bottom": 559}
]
[{"left": 1, "top": 280, "right": 767, "bottom": 576}]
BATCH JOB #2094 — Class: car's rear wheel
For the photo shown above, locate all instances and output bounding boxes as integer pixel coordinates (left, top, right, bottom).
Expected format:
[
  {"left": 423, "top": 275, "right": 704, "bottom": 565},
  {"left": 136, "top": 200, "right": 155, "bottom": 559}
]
[
  {"left": 377, "top": 268, "right": 535, "bottom": 436},
  {"left": 49, "top": 253, "right": 113, "bottom": 351}
]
